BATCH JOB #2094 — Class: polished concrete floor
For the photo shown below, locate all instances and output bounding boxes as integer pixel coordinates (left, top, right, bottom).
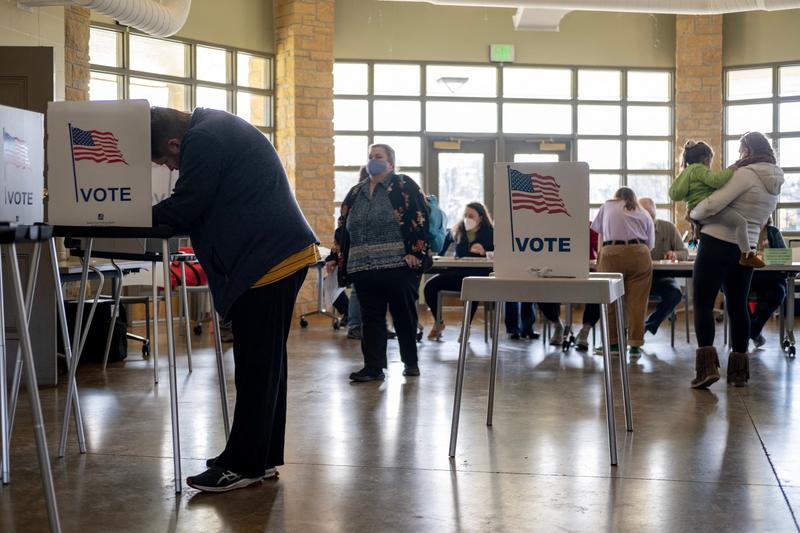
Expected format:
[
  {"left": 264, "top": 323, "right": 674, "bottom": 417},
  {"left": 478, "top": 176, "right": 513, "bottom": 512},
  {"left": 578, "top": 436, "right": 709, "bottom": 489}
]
[{"left": 2, "top": 309, "right": 800, "bottom": 532}]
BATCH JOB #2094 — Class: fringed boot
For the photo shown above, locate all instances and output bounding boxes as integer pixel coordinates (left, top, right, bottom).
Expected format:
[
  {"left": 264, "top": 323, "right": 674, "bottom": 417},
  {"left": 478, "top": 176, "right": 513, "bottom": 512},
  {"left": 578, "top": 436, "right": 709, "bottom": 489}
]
[
  {"left": 691, "top": 346, "right": 720, "bottom": 389},
  {"left": 727, "top": 352, "right": 750, "bottom": 387}
]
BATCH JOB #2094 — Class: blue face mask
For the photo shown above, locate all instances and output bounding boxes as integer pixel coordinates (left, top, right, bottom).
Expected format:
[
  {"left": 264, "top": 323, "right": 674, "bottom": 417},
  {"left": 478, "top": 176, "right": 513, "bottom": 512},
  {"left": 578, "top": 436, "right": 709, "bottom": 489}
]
[{"left": 366, "top": 158, "right": 389, "bottom": 177}]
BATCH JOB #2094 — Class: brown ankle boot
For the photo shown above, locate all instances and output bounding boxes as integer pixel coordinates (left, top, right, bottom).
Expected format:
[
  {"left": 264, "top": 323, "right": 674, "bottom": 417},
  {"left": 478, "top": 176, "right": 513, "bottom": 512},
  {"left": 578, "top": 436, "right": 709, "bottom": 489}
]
[
  {"left": 739, "top": 252, "right": 765, "bottom": 268},
  {"left": 691, "top": 346, "right": 720, "bottom": 389},
  {"left": 727, "top": 352, "right": 750, "bottom": 387}
]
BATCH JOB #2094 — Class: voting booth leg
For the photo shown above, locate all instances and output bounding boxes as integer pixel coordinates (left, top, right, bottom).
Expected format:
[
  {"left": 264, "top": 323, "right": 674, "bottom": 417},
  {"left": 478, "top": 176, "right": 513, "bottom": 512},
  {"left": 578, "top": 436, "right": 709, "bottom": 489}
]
[
  {"left": 209, "top": 292, "right": 230, "bottom": 438},
  {"left": 151, "top": 262, "right": 159, "bottom": 384},
  {"left": 101, "top": 262, "right": 124, "bottom": 371},
  {"left": 162, "top": 240, "right": 182, "bottom": 492},
  {"left": 786, "top": 277, "right": 796, "bottom": 354},
  {"left": 53, "top": 240, "right": 87, "bottom": 458},
  {"left": 6, "top": 244, "right": 61, "bottom": 532},
  {"left": 179, "top": 262, "right": 193, "bottom": 373},
  {"left": 0, "top": 252, "right": 8, "bottom": 484},
  {"left": 449, "top": 301, "right": 473, "bottom": 457},
  {"left": 615, "top": 296, "right": 633, "bottom": 432},
  {"left": 599, "top": 304, "right": 618, "bottom": 466},
  {"left": 8, "top": 242, "right": 42, "bottom": 436},
  {"left": 486, "top": 300, "right": 503, "bottom": 427}
]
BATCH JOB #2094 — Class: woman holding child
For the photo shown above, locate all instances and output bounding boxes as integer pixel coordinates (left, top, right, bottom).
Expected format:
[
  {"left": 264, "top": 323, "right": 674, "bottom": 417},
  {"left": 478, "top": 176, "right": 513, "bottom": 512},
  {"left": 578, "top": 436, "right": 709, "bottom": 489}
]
[{"left": 688, "top": 132, "right": 784, "bottom": 389}]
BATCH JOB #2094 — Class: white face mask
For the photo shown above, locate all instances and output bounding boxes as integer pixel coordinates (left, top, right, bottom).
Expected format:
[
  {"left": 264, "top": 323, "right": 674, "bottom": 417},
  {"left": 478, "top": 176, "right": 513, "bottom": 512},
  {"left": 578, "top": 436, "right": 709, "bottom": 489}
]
[{"left": 463, "top": 217, "right": 479, "bottom": 231}]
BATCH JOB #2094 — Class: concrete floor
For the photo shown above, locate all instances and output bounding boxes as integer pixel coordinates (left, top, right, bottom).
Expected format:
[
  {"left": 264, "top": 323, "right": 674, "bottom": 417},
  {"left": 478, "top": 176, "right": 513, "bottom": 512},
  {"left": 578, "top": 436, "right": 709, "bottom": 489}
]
[{"left": 2, "top": 309, "right": 800, "bottom": 532}]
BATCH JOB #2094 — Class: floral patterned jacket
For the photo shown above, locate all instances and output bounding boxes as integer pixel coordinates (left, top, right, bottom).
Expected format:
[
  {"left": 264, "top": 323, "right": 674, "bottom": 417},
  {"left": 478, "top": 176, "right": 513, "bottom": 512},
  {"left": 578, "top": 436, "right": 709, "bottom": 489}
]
[{"left": 329, "top": 172, "right": 431, "bottom": 286}]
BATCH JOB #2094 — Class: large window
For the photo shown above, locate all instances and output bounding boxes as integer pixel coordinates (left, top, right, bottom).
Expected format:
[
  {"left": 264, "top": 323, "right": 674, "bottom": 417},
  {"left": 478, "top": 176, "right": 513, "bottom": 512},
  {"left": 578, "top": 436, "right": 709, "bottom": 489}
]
[
  {"left": 333, "top": 61, "right": 673, "bottom": 220},
  {"left": 88, "top": 25, "right": 273, "bottom": 137},
  {"left": 725, "top": 64, "right": 800, "bottom": 232}
]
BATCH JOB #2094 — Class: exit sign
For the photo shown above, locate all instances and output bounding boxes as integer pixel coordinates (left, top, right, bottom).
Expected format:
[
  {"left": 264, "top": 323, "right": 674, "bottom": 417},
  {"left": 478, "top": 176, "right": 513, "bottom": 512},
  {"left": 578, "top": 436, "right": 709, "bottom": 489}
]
[{"left": 490, "top": 44, "right": 515, "bottom": 63}]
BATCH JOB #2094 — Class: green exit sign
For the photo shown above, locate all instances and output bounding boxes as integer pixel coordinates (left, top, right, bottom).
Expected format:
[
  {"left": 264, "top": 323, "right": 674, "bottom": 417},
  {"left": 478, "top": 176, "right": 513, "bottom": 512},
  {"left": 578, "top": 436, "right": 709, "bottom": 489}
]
[{"left": 490, "top": 44, "right": 515, "bottom": 63}]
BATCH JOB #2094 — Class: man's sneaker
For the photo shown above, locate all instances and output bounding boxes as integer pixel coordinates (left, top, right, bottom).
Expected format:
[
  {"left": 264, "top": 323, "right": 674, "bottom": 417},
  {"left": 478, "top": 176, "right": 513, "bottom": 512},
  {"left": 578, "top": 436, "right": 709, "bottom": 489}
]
[
  {"left": 753, "top": 334, "right": 767, "bottom": 348},
  {"left": 575, "top": 326, "right": 591, "bottom": 351},
  {"left": 645, "top": 323, "right": 658, "bottom": 336},
  {"left": 186, "top": 466, "right": 261, "bottom": 493},
  {"left": 349, "top": 368, "right": 385, "bottom": 382},
  {"left": 403, "top": 365, "right": 420, "bottom": 377},
  {"left": 629, "top": 346, "right": 642, "bottom": 359},
  {"left": 205, "top": 457, "right": 279, "bottom": 479},
  {"left": 549, "top": 323, "right": 564, "bottom": 346},
  {"left": 594, "top": 344, "right": 619, "bottom": 356},
  {"left": 346, "top": 327, "right": 362, "bottom": 340}
]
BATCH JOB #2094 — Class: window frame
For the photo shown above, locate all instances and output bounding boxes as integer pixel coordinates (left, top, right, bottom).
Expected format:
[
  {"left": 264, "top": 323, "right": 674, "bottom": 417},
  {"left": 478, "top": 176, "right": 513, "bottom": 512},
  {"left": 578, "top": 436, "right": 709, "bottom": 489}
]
[
  {"left": 89, "top": 23, "right": 274, "bottom": 138},
  {"left": 333, "top": 60, "right": 675, "bottom": 220},
  {"left": 724, "top": 61, "right": 800, "bottom": 235}
]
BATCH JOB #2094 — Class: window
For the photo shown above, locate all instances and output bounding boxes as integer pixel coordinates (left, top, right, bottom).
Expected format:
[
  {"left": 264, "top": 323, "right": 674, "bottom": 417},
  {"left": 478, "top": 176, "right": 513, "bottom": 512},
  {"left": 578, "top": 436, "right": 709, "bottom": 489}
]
[
  {"left": 332, "top": 61, "right": 673, "bottom": 221},
  {"left": 725, "top": 64, "right": 800, "bottom": 232},
  {"left": 88, "top": 25, "right": 273, "bottom": 137}
]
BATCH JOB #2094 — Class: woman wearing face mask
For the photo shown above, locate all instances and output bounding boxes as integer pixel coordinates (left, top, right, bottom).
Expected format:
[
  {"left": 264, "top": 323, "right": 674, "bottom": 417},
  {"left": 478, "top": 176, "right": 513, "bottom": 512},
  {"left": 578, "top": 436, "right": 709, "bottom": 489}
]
[
  {"left": 424, "top": 203, "right": 494, "bottom": 340},
  {"left": 334, "top": 144, "right": 431, "bottom": 382}
]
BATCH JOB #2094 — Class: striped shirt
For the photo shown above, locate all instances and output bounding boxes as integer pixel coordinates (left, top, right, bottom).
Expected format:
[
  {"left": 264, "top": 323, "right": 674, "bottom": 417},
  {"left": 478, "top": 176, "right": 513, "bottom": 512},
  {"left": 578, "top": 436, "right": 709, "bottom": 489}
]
[{"left": 345, "top": 180, "right": 407, "bottom": 274}]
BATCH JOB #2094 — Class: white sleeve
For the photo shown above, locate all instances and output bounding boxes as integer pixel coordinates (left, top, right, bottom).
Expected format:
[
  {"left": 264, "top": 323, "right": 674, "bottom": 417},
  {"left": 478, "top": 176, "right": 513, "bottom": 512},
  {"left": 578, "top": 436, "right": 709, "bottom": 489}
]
[
  {"left": 590, "top": 203, "right": 605, "bottom": 236},
  {"left": 690, "top": 169, "right": 753, "bottom": 220},
  {"left": 646, "top": 216, "right": 655, "bottom": 250}
]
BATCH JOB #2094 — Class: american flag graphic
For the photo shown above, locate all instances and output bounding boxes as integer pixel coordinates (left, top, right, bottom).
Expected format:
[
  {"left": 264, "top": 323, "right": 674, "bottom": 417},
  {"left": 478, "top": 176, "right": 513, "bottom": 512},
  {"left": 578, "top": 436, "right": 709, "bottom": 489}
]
[
  {"left": 70, "top": 126, "right": 127, "bottom": 164},
  {"left": 508, "top": 167, "right": 570, "bottom": 216},
  {"left": 3, "top": 129, "right": 30, "bottom": 170}
]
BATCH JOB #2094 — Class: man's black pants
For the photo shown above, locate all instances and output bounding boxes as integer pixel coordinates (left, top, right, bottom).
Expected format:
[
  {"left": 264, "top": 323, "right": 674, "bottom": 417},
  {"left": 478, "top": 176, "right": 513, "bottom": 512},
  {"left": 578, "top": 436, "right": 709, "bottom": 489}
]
[
  {"left": 215, "top": 267, "right": 307, "bottom": 478},
  {"left": 353, "top": 267, "right": 419, "bottom": 371}
]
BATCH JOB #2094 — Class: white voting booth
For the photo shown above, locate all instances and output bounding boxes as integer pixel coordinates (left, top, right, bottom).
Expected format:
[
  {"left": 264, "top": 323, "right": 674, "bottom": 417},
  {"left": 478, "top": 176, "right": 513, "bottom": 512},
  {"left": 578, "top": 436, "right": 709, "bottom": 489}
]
[
  {"left": 450, "top": 161, "right": 632, "bottom": 466},
  {"left": 0, "top": 104, "right": 60, "bottom": 531}
]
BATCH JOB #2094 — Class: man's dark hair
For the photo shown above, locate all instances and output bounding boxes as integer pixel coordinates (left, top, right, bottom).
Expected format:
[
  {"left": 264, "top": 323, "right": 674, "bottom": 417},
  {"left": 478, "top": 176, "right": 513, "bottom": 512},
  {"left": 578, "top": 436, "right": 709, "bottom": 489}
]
[{"left": 150, "top": 107, "right": 192, "bottom": 160}]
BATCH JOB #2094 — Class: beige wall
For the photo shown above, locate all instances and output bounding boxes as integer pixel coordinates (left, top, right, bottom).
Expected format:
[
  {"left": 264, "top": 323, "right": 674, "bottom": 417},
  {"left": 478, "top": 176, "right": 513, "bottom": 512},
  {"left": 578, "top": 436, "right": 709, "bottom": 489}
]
[
  {"left": 92, "top": 0, "right": 274, "bottom": 53},
  {"left": 724, "top": 10, "right": 800, "bottom": 66},
  {"left": 0, "top": 0, "right": 65, "bottom": 100},
  {"left": 335, "top": 2, "right": 675, "bottom": 67}
]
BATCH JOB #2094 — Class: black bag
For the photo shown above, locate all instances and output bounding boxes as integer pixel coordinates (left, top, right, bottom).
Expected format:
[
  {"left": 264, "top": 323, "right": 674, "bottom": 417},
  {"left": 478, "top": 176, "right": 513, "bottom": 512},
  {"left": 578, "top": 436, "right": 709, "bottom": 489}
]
[{"left": 58, "top": 300, "right": 128, "bottom": 363}]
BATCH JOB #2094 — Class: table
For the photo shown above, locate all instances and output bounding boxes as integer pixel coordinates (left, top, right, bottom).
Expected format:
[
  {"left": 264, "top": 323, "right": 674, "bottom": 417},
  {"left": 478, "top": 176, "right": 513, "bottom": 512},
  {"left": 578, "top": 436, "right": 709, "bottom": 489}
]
[
  {"left": 431, "top": 257, "right": 800, "bottom": 355},
  {"left": 450, "top": 273, "right": 629, "bottom": 465}
]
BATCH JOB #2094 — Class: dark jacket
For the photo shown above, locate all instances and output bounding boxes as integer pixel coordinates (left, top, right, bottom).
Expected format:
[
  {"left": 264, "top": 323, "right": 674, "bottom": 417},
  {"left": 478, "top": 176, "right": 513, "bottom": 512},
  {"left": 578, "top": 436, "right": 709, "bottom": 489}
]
[
  {"left": 332, "top": 172, "right": 430, "bottom": 285},
  {"left": 441, "top": 224, "right": 494, "bottom": 258},
  {"left": 153, "top": 108, "right": 318, "bottom": 317}
]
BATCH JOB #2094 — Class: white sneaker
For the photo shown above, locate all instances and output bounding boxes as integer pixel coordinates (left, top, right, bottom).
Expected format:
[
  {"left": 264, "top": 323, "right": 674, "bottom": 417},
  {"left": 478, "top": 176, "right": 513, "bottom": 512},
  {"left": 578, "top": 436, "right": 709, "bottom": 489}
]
[
  {"left": 575, "top": 326, "right": 591, "bottom": 351},
  {"left": 549, "top": 322, "right": 564, "bottom": 346}
]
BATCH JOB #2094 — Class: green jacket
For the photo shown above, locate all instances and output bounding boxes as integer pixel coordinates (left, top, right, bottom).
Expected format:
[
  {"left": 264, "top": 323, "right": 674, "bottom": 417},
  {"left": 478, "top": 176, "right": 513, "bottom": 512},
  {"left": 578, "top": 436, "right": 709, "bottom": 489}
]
[{"left": 668, "top": 163, "right": 734, "bottom": 209}]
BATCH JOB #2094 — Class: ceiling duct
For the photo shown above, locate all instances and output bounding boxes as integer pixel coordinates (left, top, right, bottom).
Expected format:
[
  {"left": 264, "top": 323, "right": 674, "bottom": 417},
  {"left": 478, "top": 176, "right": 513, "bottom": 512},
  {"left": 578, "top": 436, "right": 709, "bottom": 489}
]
[{"left": 17, "top": 0, "right": 192, "bottom": 38}]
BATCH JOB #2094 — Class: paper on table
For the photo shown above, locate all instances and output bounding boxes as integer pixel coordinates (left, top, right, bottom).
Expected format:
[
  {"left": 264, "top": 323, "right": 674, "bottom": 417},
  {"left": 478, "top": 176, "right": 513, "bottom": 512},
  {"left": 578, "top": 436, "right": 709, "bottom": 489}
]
[{"left": 322, "top": 266, "right": 345, "bottom": 311}]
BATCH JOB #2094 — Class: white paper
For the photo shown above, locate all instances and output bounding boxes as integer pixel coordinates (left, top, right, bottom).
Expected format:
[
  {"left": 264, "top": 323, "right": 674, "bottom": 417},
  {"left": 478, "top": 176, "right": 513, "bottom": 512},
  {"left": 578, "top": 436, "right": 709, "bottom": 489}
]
[
  {"left": 322, "top": 266, "right": 344, "bottom": 311},
  {"left": 493, "top": 162, "right": 590, "bottom": 280}
]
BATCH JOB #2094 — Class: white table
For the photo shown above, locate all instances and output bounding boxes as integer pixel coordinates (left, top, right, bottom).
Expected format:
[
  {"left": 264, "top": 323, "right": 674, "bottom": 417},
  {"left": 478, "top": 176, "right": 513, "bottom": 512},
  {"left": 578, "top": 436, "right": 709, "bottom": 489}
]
[{"left": 450, "top": 273, "right": 629, "bottom": 465}]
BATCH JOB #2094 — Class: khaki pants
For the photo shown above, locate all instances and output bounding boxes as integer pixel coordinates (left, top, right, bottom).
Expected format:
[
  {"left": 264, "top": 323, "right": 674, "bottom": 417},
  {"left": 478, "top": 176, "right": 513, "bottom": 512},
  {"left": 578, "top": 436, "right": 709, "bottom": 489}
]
[{"left": 597, "top": 244, "right": 653, "bottom": 347}]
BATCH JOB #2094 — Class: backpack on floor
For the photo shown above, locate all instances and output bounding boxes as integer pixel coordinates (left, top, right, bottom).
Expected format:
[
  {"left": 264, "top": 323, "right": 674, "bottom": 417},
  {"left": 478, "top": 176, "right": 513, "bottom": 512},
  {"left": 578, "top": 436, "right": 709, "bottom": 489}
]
[{"left": 169, "top": 246, "right": 208, "bottom": 288}]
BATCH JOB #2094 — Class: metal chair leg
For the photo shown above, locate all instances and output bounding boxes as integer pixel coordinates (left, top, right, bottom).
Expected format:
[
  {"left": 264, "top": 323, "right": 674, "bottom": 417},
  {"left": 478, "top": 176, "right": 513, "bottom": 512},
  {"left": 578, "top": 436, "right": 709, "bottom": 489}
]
[
  {"left": 151, "top": 262, "right": 159, "bottom": 384},
  {"left": 180, "top": 262, "right": 192, "bottom": 372},
  {"left": 101, "top": 261, "right": 124, "bottom": 371}
]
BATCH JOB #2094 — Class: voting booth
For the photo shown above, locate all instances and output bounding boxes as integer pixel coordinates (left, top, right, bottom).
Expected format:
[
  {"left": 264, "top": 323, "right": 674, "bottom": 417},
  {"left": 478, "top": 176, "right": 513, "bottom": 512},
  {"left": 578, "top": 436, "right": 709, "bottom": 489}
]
[
  {"left": 492, "top": 162, "right": 590, "bottom": 279},
  {"left": 46, "top": 99, "right": 152, "bottom": 227},
  {"left": 0, "top": 105, "right": 44, "bottom": 225}
]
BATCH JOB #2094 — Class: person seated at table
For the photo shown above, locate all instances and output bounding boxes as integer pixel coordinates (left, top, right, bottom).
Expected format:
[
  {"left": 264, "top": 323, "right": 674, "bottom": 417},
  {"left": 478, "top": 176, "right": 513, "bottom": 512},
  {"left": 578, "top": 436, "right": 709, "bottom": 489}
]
[
  {"left": 749, "top": 218, "right": 787, "bottom": 348},
  {"left": 590, "top": 187, "right": 655, "bottom": 358},
  {"left": 505, "top": 302, "right": 564, "bottom": 344},
  {"left": 574, "top": 225, "right": 600, "bottom": 351},
  {"left": 638, "top": 197, "right": 688, "bottom": 335},
  {"left": 425, "top": 202, "right": 493, "bottom": 340}
]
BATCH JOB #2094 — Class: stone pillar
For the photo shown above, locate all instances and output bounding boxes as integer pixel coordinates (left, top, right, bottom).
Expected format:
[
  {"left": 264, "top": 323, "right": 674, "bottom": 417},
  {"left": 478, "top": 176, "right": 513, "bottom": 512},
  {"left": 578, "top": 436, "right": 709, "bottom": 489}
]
[
  {"left": 674, "top": 15, "right": 723, "bottom": 232},
  {"left": 274, "top": 0, "right": 335, "bottom": 315},
  {"left": 64, "top": 6, "right": 90, "bottom": 102}
]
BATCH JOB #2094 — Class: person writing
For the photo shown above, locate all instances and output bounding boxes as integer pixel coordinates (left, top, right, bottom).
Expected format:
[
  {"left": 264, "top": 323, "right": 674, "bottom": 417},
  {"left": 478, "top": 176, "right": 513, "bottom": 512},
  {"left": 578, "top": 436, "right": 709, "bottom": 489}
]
[
  {"left": 638, "top": 197, "right": 688, "bottom": 335},
  {"left": 150, "top": 107, "right": 319, "bottom": 492}
]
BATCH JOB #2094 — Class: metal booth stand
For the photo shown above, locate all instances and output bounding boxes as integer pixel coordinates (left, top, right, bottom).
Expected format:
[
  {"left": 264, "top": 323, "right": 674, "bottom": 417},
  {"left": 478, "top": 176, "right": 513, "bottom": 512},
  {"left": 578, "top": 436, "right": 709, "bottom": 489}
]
[
  {"left": 0, "top": 223, "right": 61, "bottom": 532},
  {"left": 52, "top": 225, "right": 230, "bottom": 494},
  {"left": 449, "top": 273, "right": 630, "bottom": 466}
]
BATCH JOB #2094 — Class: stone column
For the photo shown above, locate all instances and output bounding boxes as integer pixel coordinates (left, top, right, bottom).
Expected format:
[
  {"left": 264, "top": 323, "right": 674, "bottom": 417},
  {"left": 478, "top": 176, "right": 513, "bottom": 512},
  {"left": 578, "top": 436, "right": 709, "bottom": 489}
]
[
  {"left": 674, "top": 15, "right": 723, "bottom": 232},
  {"left": 64, "top": 6, "right": 90, "bottom": 102},
  {"left": 274, "top": 0, "right": 335, "bottom": 315}
]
